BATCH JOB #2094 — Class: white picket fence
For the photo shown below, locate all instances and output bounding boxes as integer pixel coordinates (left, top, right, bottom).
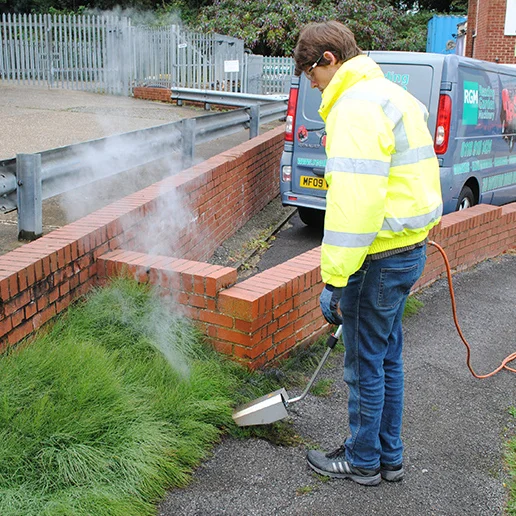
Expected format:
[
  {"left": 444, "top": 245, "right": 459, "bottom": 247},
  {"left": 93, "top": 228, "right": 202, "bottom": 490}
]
[{"left": 0, "top": 13, "right": 294, "bottom": 95}]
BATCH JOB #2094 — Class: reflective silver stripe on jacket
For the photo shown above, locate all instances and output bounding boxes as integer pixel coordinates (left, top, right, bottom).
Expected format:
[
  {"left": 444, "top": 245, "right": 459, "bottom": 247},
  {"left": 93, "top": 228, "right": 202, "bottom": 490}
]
[
  {"left": 326, "top": 157, "right": 390, "bottom": 177},
  {"left": 334, "top": 89, "right": 403, "bottom": 126},
  {"left": 323, "top": 229, "right": 377, "bottom": 248},
  {"left": 391, "top": 144, "right": 436, "bottom": 167},
  {"left": 381, "top": 204, "right": 443, "bottom": 232}
]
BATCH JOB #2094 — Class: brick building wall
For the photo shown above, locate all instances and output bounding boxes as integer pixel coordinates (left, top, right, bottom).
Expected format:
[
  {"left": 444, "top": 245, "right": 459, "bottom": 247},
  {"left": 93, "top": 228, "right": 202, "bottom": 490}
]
[{"left": 466, "top": 0, "right": 516, "bottom": 63}]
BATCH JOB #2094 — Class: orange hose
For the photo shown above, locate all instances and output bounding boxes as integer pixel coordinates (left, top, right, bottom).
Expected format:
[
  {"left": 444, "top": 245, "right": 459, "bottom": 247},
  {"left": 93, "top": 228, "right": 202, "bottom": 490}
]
[{"left": 428, "top": 241, "right": 516, "bottom": 378}]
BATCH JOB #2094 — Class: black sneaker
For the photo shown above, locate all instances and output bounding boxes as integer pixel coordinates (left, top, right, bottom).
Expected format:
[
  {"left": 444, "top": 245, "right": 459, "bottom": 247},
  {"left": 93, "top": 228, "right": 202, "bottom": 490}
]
[
  {"left": 307, "top": 446, "right": 381, "bottom": 486},
  {"left": 380, "top": 463, "right": 404, "bottom": 482}
]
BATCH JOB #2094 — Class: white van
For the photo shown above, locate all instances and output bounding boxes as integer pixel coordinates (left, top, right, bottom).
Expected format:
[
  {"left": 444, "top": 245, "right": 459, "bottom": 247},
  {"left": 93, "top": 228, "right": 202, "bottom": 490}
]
[{"left": 279, "top": 51, "right": 516, "bottom": 225}]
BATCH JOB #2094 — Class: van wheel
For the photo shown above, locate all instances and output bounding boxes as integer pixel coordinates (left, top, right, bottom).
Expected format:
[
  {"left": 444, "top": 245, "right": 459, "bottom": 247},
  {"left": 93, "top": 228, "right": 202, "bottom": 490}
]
[
  {"left": 298, "top": 207, "right": 325, "bottom": 227},
  {"left": 456, "top": 186, "right": 475, "bottom": 211}
]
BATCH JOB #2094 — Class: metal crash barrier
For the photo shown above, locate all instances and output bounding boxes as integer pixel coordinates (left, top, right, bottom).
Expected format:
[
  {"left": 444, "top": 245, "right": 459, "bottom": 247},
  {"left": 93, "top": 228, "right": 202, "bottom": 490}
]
[{"left": 0, "top": 89, "right": 287, "bottom": 240}]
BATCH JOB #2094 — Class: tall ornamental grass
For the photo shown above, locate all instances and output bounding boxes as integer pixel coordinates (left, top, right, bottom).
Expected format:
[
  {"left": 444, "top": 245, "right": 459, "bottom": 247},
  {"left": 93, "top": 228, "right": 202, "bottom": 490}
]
[{"left": 0, "top": 278, "right": 266, "bottom": 516}]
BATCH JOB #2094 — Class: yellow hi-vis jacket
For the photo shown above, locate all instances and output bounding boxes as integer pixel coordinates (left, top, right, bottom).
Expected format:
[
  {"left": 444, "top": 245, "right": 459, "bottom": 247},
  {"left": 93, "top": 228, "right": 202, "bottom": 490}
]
[{"left": 319, "top": 55, "right": 442, "bottom": 287}]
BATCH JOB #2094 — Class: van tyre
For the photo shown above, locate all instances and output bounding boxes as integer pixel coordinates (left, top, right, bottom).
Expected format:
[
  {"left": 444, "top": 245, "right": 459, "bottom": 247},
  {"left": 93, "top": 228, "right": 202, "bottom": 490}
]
[
  {"left": 456, "top": 185, "right": 475, "bottom": 211},
  {"left": 298, "top": 207, "right": 325, "bottom": 227}
]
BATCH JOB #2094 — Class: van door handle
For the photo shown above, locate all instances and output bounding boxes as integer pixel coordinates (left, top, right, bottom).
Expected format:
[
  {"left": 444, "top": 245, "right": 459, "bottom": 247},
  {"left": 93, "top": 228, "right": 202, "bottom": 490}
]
[{"left": 313, "top": 168, "right": 325, "bottom": 177}]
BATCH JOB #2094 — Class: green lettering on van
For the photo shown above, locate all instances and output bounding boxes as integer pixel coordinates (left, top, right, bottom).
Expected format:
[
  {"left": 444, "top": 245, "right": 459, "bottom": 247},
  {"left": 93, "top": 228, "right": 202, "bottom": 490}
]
[
  {"left": 297, "top": 158, "right": 327, "bottom": 167},
  {"left": 471, "top": 158, "right": 493, "bottom": 172},
  {"left": 463, "top": 81, "right": 479, "bottom": 125},
  {"left": 482, "top": 171, "right": 516, "bottom": 192},
  {"left": 384, "top": 70, "right": 409, "bottom": 90},
  {"left": 481, "top": 139, "right": 492, "bottom": 154},
  {"left": 480, "top": 158, "right": 493, "bottom": 170},
  {"left": 453, "top": 162, "right": 470, "bottom": 175}
]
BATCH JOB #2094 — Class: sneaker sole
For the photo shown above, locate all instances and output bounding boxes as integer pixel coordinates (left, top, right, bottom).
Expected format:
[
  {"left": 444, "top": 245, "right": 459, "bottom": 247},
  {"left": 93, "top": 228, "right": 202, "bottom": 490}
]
[
  {"left": 380, "top": 468, "right": 404, "bottom": 482},
  {"left": 307, "top": 459, "right": 381, "bottom": 486}
]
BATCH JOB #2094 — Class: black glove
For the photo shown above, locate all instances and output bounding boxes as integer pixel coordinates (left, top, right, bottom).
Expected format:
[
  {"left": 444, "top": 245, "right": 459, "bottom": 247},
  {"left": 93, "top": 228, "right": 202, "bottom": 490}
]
[{"left": 319, "top": 284, "right": 343, "bottom": 325}]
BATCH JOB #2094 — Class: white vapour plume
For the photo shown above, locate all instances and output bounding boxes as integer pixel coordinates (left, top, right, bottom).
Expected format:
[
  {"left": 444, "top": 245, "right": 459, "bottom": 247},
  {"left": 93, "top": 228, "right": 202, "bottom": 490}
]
[
  {"left": 129, "top": 183, "right": 194, "bottom": 257},
  {"left": 109, "top": 285, "right": 192, "bottom": 378},
  {"left": 57, "top": 124, "right": 184, "bottom": 222},
  {"left": 143, "top": 295, "right": 194, "bottom": 378},
  {"left": 85, "top": 7, "right": 183, "bottom": 27}
]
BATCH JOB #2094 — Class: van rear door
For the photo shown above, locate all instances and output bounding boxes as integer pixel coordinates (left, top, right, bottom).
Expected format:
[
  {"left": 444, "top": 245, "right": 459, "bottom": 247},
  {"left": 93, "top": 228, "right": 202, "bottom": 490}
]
[
  {"left": 289, "top": 78, "right": 327, "bottom": 201},
  {"left": 369, "top": 51, "right": 445, "bottom": 138}
]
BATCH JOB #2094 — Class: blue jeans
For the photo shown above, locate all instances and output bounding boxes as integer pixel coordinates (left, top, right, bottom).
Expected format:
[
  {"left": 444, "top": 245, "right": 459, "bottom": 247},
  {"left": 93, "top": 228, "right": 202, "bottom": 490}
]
[{"left": 339, "top": 244, "right": 427, "bottom": 470}]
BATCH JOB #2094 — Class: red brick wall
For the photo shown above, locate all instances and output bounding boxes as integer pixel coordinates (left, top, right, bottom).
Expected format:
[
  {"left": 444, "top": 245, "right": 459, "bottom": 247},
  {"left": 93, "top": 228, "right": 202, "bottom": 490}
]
[
  {"left": 97, "top": 203, "right": 516, "bottom": 369},
  {"left": 0, "top": 126, "right": 283, "bottom": 353},
  {"left": 133, "top": 87, "right": 173, "bottom": 103},
  {"left": 466, "top": 0, "right": 516, "bottom": 64},
  {"left": 0, "top": 124, "right": 515, "bottom": 368}
]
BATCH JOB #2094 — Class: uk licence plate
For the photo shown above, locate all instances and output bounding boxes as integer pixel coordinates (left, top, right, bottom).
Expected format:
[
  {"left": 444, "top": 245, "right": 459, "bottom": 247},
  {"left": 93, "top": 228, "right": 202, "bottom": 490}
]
[{"left": 300, "top": 175, "right": 328, "bottom": 190}]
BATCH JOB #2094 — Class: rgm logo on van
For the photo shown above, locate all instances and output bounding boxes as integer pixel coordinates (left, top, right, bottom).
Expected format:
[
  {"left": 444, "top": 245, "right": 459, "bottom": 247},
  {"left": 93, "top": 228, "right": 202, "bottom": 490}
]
[
  {"left": 463, "top": 81, "right": 496, "bottom": 125},
  {"left": 463, "top": 81, "right": 479, "bottom": 125}
]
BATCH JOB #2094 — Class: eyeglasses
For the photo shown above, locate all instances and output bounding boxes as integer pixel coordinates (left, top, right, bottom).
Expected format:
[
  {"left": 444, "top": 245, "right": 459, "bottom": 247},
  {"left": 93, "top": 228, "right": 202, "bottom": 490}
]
[{"left": 304, "top": 54, "right": 324, "bottom": 80}]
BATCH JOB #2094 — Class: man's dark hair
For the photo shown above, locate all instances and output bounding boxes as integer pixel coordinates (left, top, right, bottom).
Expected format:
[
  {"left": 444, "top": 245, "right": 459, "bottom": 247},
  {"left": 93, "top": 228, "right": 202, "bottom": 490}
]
[{"left": 294, "top": 21, "right": 362, "bottom": 76}]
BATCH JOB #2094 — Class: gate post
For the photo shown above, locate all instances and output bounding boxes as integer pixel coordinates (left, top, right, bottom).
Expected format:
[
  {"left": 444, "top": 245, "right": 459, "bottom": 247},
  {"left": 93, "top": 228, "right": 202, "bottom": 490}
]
[{"left": 16, "top": 153, "right": 43, "bottom": 241}]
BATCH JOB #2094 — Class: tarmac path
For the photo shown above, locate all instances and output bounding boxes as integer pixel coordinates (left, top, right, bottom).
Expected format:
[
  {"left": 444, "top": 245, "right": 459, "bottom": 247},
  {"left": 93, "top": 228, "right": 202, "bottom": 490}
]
[{"left": 159, "top": 253, "right": 516, "bottom": 516}]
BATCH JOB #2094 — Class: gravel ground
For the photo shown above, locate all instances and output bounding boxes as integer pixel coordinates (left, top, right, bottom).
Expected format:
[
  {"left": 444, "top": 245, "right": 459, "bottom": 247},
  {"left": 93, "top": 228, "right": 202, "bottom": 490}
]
[{"left": 159, "top": 253, "right": 516, "bottom": 516}]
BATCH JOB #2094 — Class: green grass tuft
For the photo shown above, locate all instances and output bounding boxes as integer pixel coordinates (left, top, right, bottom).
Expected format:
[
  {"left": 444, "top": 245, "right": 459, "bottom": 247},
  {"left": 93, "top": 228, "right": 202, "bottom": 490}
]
[
  {"left": 0, "top": 278, "right": 269, "bottom": 515},
  {"left": 505, "top": 408, "right": 516, "bottom": 515},
  {"left": 403, "top": 295, "right": 424, "bottom": 318},
  {"left": 310, "top": 378, "right": 334, "bottom": 397}
]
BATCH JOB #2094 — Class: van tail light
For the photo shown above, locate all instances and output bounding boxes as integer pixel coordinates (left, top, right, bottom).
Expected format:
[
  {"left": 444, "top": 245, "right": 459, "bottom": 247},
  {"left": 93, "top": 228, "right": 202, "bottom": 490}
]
[
  {"left": 282, "top": 165, "right": 292, "bottom": 182},
  {"left": 434, "top": 94, "right": 452, "bottom": 155},
  {"left": 285, "top": 87, "right": 299, "bottom": 142}
]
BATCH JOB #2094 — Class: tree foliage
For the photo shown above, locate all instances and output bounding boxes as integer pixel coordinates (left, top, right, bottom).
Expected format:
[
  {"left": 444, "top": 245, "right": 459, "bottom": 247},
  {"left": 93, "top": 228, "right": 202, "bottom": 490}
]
[
  {"left": 0, "top": 0, "right": 468, "bottom": 56},
  {"left": 195, "top": 0, "right": 437, "bottom": 56}
]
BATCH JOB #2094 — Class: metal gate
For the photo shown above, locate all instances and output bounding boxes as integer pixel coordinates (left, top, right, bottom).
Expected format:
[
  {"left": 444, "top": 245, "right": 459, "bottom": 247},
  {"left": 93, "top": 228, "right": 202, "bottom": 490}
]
[
  {"left": 0, "top": 13, "right": 131, "bottom": 94},
  {"left": 0, "top": 13, "right": 292, "bottom": 95},
  {"left": 132, "top": 24, "right": 245, "bottom": 92}
]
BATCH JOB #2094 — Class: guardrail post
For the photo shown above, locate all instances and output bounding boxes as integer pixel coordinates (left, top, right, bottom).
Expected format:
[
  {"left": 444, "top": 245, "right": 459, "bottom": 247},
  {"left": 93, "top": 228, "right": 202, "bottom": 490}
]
[
  {"left": 181, "top": 118, "right": 196, "bottom": 169},
  {"left": 248, "top": 105, "right": 260, "bottom": 139},
  {"left": 16, "top": 153, "right": 43, "bottom": 241}
]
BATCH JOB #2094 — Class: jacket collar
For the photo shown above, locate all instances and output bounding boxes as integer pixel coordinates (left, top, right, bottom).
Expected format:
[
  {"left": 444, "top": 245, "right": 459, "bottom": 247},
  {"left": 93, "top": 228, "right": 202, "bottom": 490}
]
[{"left": 319, "top": 54, "right": 384, "bottom": 121}]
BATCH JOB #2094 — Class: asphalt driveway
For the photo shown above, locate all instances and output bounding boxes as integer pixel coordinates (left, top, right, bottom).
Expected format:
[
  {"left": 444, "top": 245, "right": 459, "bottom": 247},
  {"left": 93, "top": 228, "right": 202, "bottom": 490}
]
[{"left": 159, "top": 252, "right": 516, "bottom": 516}]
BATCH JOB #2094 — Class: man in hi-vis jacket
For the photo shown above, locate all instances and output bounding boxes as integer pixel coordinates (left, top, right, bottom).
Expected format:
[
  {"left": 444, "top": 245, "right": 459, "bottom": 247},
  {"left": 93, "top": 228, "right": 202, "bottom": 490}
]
[{"left": 294, "top": 21, "right": 442, "bottom": 486}]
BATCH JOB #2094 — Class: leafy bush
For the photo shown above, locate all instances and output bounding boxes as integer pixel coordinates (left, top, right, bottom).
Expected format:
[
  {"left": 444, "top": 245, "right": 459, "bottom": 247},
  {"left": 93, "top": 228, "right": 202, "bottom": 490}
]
[{"left": 195, "top": 0, "right": 434, "bottom": 56}]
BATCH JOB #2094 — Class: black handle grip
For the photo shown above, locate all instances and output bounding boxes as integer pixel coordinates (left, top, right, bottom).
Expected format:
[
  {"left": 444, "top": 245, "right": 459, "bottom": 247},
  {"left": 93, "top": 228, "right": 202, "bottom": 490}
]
[{"left": 326, "top": 333, "right": 339, "bottom": 349}]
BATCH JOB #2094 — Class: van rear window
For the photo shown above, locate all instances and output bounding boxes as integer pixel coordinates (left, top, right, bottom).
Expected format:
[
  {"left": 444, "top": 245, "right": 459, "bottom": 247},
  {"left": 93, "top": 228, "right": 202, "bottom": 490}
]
[
  {"left": 297, "top": 63, "right": 435, "bottom": 124},
  {"left": 299, "top": 84, "right": 323, "bottom": 123},
  {"left": 379, "top": 64, "right": 434, "bottom": 108}
]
